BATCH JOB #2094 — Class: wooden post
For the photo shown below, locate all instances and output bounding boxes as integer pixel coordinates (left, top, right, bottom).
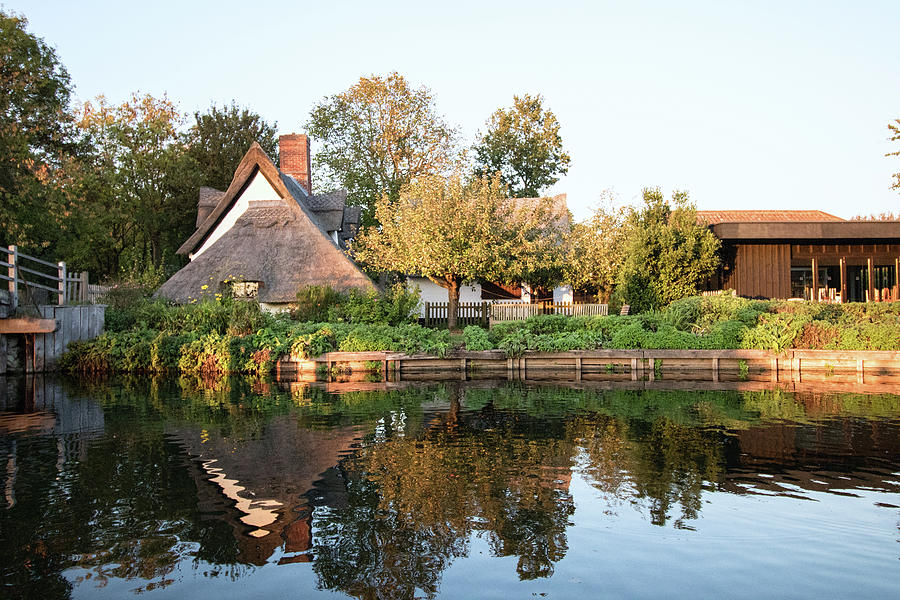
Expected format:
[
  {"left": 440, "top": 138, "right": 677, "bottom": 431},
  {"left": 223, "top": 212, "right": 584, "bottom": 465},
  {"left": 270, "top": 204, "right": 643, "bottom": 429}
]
[
  {"left": 867, "top": 257, "right": 875, "bottom": 303},
  {"left": 482, "top": 301, "right": 488, "bottom": 327},
  {"left": 811, "top": 258, "right": 818, "bottom": 302},
  {"left": 839, "top": 257, "right": 847, "bottom": 303},
  {"left": 7, "top": 245, "right": 17, "bottom": 310},
  {"left": 771, "top": 357, "right": 779, "bottom": 382},
  {"left": 24, "top": 334, "right": 34, "bottom": 373},
  {"left": 712, "top": 357, "right": 719, "bottom": 382},
  {"left": 895, "top": 257, "right": 899, "bottom": 302},
  {"left": 424, "top": 302, "right": 430, "bottom": 327},
  {"left": 857, "top": 359, "right": 864, "bottom": 384},
  {"left": 57, "top": 261, "right": 66, "bottom": 305},
  {"left": 80, "top": 271, "right": 88, "bottom": 302},
  {"left": 575, "top": 356, "right": 582, "bottom": 381}
]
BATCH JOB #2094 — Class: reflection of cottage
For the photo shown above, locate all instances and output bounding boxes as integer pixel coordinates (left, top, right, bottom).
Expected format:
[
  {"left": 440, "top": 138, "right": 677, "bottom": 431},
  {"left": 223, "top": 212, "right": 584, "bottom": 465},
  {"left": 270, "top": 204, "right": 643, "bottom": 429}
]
[
  {"left": 156, "top": 135, "right": 374, "bottom": 310},
  {"left": 171, "top": 417, "right": 359, "bottom": 566},
  {"left": 407, "top": 194, "right": 575, "bottom": 314}
]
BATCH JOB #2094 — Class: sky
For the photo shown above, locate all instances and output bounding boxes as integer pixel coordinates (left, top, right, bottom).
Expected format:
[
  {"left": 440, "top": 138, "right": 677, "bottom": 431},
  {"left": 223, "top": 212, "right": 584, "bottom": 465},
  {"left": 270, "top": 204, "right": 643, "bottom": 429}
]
[{"left": 6, "top": 0, "right": 900, "bottom": 220}]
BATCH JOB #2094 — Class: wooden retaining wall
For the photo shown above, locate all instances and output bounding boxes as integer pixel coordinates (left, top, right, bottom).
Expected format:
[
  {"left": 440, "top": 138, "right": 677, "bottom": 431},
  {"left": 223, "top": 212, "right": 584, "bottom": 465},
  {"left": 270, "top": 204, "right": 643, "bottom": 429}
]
[
  {"left": 0, "top": 305, "right": 105, "bottom": 374},
  {"left": 276, "top": 348, "right": 900, "bottom": 387}
]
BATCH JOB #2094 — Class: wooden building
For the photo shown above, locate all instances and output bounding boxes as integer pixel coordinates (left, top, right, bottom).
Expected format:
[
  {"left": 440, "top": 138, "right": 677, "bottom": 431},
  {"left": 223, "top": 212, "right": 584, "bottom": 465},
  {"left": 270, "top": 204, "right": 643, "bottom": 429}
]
[{"left": 698, "top": 211, "right": 900, "bottom": 302}]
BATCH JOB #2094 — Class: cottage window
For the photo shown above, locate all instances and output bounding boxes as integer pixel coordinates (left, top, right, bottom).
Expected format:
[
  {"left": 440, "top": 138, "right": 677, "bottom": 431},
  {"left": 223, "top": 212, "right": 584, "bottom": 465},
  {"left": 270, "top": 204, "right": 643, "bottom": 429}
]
[{"left": 229, "top": 281, "right": 260, "bottom": 299}]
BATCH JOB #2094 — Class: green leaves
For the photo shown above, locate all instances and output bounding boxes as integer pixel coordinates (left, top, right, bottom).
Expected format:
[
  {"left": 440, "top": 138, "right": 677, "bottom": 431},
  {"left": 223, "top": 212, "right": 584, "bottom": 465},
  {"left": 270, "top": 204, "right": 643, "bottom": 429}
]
[
  {"left": 0, "top": 10, "right": 79, "bottom": 249},
  {"left": 352, "top": 173, "right": 565, "bottom": 328},
  {"left": 614, "top": 188, "right": 721, "bottom": 312},
  {"left": 888, "top": 118, "right": 900, "bottom": 192},
  {"left": 472, "top": 94, "right": 570, "bottom": 198},
  {"left": 307, "top": 73, "right": 458, "bottom": 227},
  {"left": 185, "top": 102, "right": 278, "bottom": 191}
]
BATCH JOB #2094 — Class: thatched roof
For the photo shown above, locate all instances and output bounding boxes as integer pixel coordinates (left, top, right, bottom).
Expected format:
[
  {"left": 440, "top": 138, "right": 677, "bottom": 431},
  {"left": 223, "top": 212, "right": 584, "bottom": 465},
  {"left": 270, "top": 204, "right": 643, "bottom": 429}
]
[
  {"left": 158, "top": 142, "right": 374, "bottom": 304},
  {"left": 157, "top": 202, "right": 374, "bottom": 303}
]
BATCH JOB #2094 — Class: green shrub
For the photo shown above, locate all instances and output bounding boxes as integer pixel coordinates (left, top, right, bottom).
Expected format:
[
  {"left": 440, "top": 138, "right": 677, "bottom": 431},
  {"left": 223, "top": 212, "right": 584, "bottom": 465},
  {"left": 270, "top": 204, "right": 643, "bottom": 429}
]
[
  {"left": 339, "top": 284, "right": 421, "bottom": 325},
  {"left": 498, "top": 328, "right": 530, "bottom": 357},
  {"left": 741, "top": 313, "right": 810, "bottom": 352},
  {"left": 463, "top": 326, "right": 492, "bottom": 351},
  {"left": 293, "top": 285, "right": 345, "bottom": 323},
  {"left": 664, "top": 296, "right": 702, "bottom": 331},
  {"left": 293, "top": 283, "right": 420, "bottom": 325},
  {"left": 608, "top": 322, "right": 648, "bottom": 349},
  {"left": 178, "top": 333, "right": 231, "bottom": 376}
]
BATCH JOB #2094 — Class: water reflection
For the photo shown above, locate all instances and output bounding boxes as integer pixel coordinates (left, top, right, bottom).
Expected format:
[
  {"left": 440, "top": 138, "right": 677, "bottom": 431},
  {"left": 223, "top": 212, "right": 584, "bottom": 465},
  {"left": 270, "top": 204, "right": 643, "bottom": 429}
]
[{"left": 0, "top": 375, "right": 898, "bottom": 599}]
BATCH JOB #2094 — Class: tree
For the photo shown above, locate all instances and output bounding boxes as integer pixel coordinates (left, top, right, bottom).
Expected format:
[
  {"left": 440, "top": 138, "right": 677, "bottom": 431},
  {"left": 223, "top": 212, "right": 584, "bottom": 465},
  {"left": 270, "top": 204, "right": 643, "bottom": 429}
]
[
  {"left": 0, "top": 10, "right": 79, "bottom": 250},
  {"left": 71, "top": 94, "right": 201, "bottom": 276},
  {"left": 472, "top": 94, "right": 570, "bottom": 198},
  {"left": 614, "top": 188, "right": 720, "bottom": 312},
  {"left": 184, "top": 102, "right": 278, "bottom": 191},
  {"left": 307, "top": 73, "right": 458, "bottom": 226},
  {"left": 352, "top": 174, "right": 564, "bottom": 330},
  {"left": 888, "top": 118, "right": 900, "bottom": 192},
  {"left": 563, "top": 191, "right": 627, "bottom": 302}
]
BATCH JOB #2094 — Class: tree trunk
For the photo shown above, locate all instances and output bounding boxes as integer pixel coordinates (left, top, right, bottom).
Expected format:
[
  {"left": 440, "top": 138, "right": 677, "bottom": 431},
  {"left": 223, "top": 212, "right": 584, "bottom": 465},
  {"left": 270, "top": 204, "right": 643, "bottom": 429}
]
[{"left": 447, "top": 277, "right": 461, "bottom": 331}]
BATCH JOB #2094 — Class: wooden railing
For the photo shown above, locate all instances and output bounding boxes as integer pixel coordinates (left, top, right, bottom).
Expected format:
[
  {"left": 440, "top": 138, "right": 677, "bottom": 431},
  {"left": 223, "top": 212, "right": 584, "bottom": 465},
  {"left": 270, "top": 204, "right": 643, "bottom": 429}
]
[
  {"left": 422, "top": 301, "right": 609, "bottom": 327},
  {"left": 491, "top": 302, "right": 609, "bottom": 323},
  {"left": 1, "top": 245, "right": 96, "bottom": 308},
  {"left": 423, "top": 301, "right": 491, "bottom": 327}
]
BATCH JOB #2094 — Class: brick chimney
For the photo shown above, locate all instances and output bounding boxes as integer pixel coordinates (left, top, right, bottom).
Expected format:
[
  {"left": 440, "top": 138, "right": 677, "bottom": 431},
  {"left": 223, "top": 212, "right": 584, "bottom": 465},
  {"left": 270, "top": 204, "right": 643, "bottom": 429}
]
[{"left": 279, "top": 134, "right": 312, "bottom": 194}]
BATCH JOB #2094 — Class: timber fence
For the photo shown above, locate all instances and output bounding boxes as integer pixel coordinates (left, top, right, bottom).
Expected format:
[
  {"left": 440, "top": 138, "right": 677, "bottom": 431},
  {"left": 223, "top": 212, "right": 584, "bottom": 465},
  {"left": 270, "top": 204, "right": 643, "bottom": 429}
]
[
  {"left": 1, "top": 245, "right": 102, "bottom": 308},
  {"left": 422, "top": 301, "right": 609, "bottom": 327}
]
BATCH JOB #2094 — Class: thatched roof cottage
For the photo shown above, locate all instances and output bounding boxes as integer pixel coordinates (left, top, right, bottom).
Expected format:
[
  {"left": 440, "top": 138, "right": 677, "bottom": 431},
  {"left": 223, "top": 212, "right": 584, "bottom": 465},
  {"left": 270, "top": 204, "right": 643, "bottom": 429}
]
[{"left": 156, "top": 135, "right": 375, "bottom": 309}]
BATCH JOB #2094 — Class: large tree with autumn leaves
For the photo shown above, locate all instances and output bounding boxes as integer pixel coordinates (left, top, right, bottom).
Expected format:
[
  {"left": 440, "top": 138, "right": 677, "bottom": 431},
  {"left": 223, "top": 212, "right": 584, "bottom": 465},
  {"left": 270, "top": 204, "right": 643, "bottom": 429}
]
[{"left": 352, "top": 174, "right": 565, "bottom": 329}]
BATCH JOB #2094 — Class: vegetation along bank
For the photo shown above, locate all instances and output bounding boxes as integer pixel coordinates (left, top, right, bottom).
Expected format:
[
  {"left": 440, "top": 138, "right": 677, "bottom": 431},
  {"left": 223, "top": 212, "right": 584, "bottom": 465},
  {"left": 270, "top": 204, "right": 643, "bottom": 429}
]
[{"left": 61, "top": 287, "right": 900, "bottom": 377}]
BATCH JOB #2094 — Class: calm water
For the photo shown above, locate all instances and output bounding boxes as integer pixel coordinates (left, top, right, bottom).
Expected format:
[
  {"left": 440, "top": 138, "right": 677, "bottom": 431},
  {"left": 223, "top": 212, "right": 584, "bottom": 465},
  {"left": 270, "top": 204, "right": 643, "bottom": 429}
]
[{"left": 1, "top": 375, "right": 899, "bottom": 599}]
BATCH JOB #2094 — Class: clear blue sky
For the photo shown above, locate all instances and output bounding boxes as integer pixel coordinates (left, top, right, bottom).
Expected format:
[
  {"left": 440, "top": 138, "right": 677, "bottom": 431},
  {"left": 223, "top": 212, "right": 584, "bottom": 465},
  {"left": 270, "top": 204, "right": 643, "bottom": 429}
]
[{"left": 7, "top": 0, "right": 900, "bottom": 220}]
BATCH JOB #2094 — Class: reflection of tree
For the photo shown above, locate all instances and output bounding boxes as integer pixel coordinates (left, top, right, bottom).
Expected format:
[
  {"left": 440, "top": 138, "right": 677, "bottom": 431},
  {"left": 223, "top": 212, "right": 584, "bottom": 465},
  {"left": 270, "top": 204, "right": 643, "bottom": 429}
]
[
  {"left": 626, "top": 418, "right": 724, "bottom": 528},
  {"left": 6, "top": 376, "right": 900, "bottom": 599},
  {"left": 311, "top": 387, "right": 577, "bottom": 598},
  {"left": 573, "top": 415, "right": 631, "bottom": 504},
  {"left": 312, "top": 474, "right": 467, "bottom": 599}
]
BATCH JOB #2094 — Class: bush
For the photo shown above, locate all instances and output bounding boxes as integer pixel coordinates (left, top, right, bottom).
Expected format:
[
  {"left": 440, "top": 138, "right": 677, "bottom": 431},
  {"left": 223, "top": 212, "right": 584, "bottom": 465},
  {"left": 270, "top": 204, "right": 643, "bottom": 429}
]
[
  {"left": 463, "top": 326, "right": 492, "bottom": 351},
  {"left": 64, "top": 293, "right": 900, "bottom": 374},
  {"left": 740, "top": 313, "right": 810, "bottom": 352},
  {"left": 293, "top": 284, "right": 420, "bottom": 326},
  {"left": 293, "top": 285, "right": 346, "bottom": 323}
]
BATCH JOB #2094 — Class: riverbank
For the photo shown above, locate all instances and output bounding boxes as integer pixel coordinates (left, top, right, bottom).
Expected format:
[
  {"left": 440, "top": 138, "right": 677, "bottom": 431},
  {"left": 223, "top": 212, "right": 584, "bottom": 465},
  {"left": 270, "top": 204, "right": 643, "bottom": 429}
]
[
  {"left": 57, "top": 293, "right": 900, "bottom": 377},
  {"left": 276, "top": 348, "right": 900, "bottom": 388}
]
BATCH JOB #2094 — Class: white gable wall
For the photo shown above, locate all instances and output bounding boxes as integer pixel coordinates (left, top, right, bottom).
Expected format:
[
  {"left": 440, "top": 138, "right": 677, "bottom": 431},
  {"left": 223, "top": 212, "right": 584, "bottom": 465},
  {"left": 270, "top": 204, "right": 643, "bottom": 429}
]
[
  {"left": 407, "top": 277, "right": 574, "bottom": 317},
  {"left": 407, "top": 277, "right": 482, "bottom": 317},
  {"left": 191, "top": 171, "right": 280, "bottom": 260}
]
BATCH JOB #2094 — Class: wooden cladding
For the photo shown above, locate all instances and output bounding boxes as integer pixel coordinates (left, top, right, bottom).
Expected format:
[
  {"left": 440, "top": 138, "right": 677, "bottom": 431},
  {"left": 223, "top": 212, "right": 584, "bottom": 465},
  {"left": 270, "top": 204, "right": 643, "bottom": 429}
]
[
  {"left": 791, "top": 243, "right": 900, "bottom": 262},
  {"left": 720, "top": 243, "right": 791, "bottom": 299}
]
